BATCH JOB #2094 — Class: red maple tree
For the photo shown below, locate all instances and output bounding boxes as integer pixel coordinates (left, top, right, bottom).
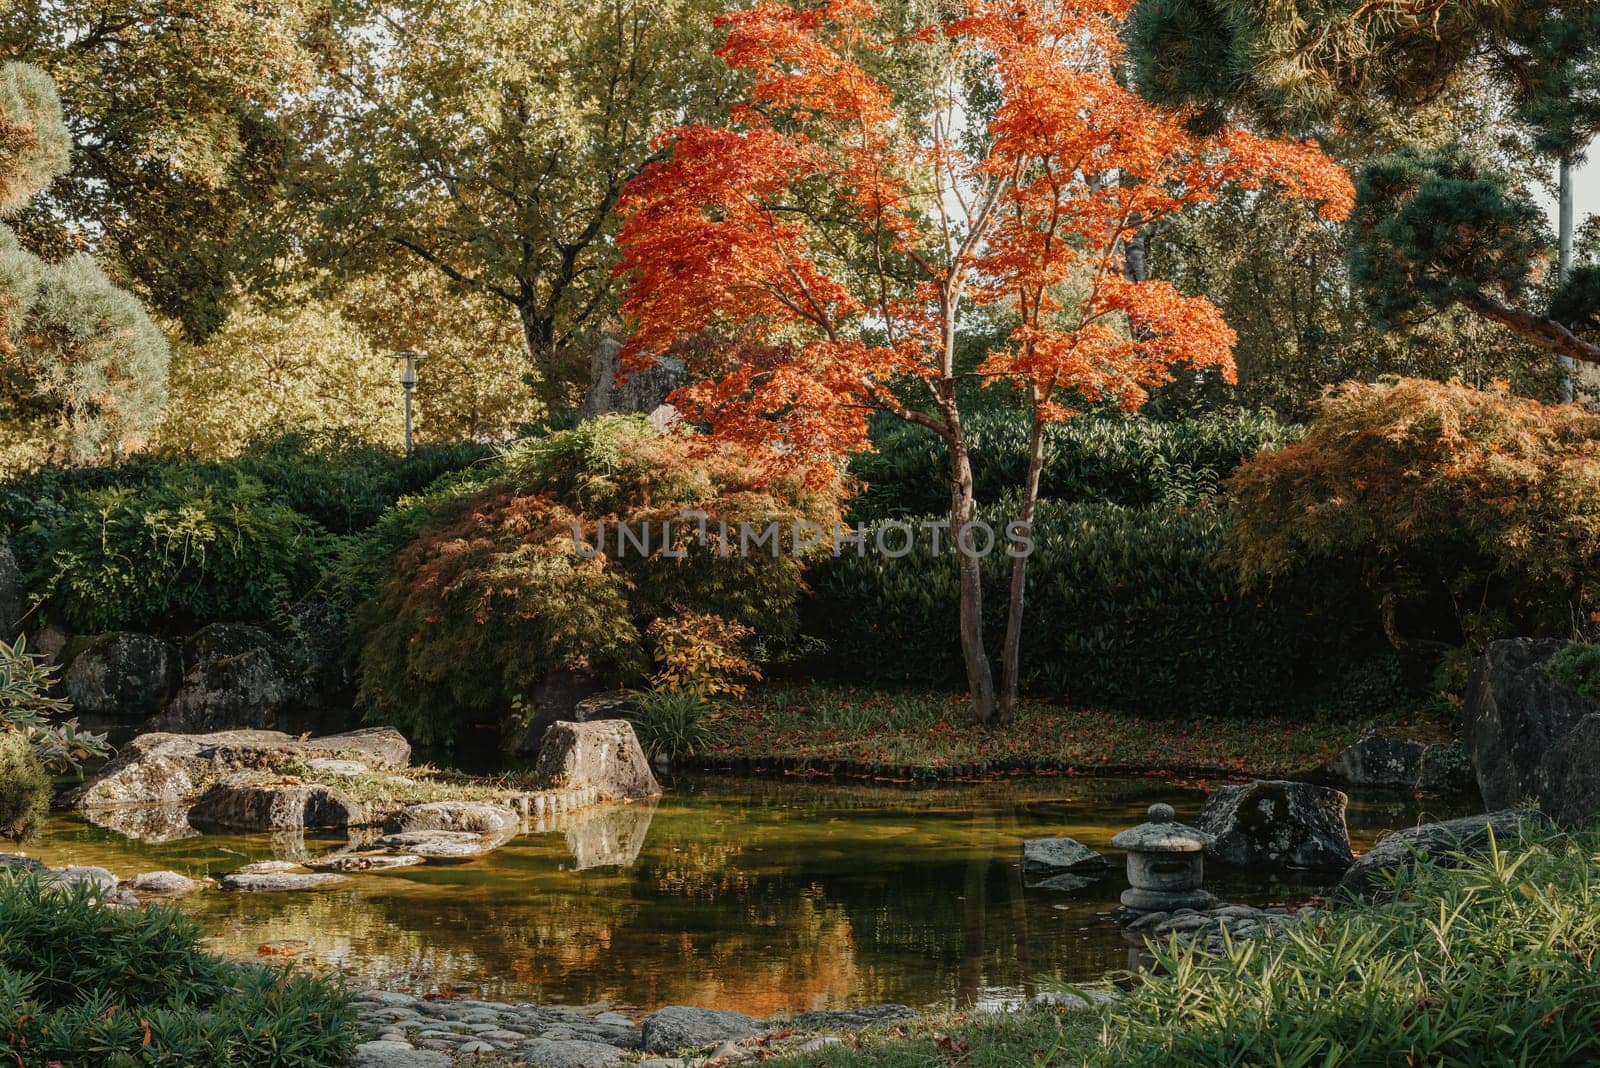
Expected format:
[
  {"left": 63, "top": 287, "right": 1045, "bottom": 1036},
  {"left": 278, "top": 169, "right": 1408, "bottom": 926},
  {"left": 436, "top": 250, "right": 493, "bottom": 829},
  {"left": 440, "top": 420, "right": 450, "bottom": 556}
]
[{"left": 616, "top": 0, "right": 1353, "bottom": 722}]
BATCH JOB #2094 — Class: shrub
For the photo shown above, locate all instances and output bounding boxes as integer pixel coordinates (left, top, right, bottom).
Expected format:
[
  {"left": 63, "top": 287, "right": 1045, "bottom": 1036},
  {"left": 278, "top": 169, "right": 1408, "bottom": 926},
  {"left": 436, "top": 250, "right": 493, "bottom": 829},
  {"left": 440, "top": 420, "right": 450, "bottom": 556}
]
[
  {"left": 628, "top": 689, "right": 716, "bottom": 760},
  {"left": 355, "top": 417, "right": 843, "bottom": 748},
  {"left": 1099, "top": 827, "right": 1600, "bottom": 1065},
  {"left": 1549, "top": 643, "right": 1600, "bottom": 704},
  {"left": 648, "top": 611, "right": 761, "bottom": 698},
  {"left": 0, "top": 874, "right": 357, "bottom": 1066},
  {"left": 0, "top": 635, "right": 107, "bottom": 774},
  {"left": 27, "top": 473, "right": 333, "bottom": 633},
  {"left": 847, "top": 408, "right": 1296, "bottom": 523},
  {"left": 1227, "top": 378, "right": 1600, "bottom": 652},
  {"left": 808, "top": 499, "right": 1373, "bottom": 717},
  {"left": 0, "top": 734, "right": 48, "bottom": 841}
]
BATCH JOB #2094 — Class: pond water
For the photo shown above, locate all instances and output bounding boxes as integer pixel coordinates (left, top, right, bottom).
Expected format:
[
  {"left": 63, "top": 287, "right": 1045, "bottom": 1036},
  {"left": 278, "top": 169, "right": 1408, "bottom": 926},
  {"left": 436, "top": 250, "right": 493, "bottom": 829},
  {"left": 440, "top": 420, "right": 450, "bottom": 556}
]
[{"left": 22, "top": 775, "right": 1471, "bottom": 1018}]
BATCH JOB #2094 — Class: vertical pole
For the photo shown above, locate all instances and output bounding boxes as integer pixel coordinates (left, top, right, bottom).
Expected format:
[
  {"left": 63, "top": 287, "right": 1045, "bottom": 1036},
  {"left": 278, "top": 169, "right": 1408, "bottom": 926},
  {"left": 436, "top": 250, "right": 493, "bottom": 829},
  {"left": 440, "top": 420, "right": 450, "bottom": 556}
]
[
  {"left": 403, "top": 384, "right": 414, "bottom": 457},
  {"left": 1558, "top": 157, "right": 1577, "bottom": 401}
]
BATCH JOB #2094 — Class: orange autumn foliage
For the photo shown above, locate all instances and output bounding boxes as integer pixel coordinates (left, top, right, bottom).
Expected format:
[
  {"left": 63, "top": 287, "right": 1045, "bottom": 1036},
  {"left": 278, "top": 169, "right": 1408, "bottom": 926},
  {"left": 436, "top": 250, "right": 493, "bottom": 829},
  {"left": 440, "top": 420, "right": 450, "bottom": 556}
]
[{"left": 615, "top": 0, "right": 1352, "bottom": 720}]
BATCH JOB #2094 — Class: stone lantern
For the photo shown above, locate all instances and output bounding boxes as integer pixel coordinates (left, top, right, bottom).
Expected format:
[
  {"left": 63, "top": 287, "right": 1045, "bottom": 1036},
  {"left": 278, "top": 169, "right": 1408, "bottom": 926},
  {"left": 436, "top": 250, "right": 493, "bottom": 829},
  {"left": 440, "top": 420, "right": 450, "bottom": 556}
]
[{"left": 1112, "top": 802, "right": 1217, "bottom": 914}]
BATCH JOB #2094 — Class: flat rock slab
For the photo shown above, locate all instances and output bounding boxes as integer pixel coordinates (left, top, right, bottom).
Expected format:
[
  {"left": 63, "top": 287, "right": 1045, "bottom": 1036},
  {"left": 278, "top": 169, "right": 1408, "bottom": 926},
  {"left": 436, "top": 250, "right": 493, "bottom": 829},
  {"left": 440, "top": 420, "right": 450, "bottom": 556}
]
[
  {"left": 791, "top": 1005, "right": 918, "bottom": 1030},
  {"left": 1022, "top": 837, "right": 1109, "bottom": 878},
  {"left": 390, "top": 800, "right": 519, "bottom": 840},
  {"left": 308, "top": 852, "right": 424, "bottom": 873},
  {"left": 304, "top": 758, "right": 371, "bottom": 777},
  {"left": 42, "top": 866, "right": 118, "bottom": 897},
  {"left": 236, "top": 860, "right": 309, "bottom": 875},
  {"left": 515, "top": 1037, "right": 627, "bottom": 1067},
  {"left": 221, "top": 871, "right": 349, "bottom": 892},
  {"left": 641, "top": 1006, "right": 757, "bottom": 1053},
  {"left": 379, "top": 830, "right": 498, "bottom": 859},
  {"left": 348, "top": 1042, "right": 453, "bottom": 1068},
  {"left": 1338, "top": 809, "right": 1542, "bottom": 898}
]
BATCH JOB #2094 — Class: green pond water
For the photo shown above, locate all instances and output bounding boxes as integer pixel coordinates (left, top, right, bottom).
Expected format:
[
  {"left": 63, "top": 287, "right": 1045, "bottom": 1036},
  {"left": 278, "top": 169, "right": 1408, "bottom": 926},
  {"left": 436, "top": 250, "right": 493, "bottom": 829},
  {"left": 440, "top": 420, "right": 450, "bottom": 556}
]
[{"left": 22, "top": 775, "right": 1470, "bottom": 1018}]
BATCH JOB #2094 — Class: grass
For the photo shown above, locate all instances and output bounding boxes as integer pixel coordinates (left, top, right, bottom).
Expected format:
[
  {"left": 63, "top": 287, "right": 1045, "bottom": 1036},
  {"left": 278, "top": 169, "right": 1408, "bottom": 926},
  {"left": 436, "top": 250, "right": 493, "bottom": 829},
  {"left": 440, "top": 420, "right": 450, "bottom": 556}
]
[
  {"left": 761, "top": 1008, "right": 1105, "bottom": 1067},
  {"left": 708, "top": 682, "right": 1455, "bottom": 779},
  {"left": 289, "top": 763, "right": 555, "bottom": 806}
]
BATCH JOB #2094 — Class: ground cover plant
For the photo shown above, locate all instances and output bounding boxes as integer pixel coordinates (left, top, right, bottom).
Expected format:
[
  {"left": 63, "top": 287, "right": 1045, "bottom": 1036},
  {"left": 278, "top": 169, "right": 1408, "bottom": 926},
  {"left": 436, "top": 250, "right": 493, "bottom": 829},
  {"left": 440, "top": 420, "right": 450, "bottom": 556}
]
[
  {"left": 0, "top": 875, "right": 358, "bottom": 1066},
  {"left": 710, "top": 682, "right": 1453, "bottom": 778}
]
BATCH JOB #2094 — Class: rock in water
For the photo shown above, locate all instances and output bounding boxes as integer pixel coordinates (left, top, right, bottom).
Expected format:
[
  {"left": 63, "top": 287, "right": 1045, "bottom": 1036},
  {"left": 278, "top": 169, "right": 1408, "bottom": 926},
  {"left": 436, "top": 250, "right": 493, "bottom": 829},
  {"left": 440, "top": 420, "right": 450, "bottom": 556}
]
[
  {"left": 1197, "top": 780, "right": 1354, "bottom": 870},
  {"left": 1338, "top": 809, "right": 1543, "bottom": 899},
  {"left": 1022, "top": 837, "right": 1110, "bottom": 880},
  {"left": 189, "top": 772, "right": 363, "bottom": 831},
  {"left": 535, "top": 720, "right": 661, "bottom": 802},
  {"left": 158, "top": 624, "right": 297, "bottom": 732},
  {"left": 1321, "top": 734, "right": 1426, "bottom": 789},
  {"left": 389, "top": 801, "right": 519, "bottom": 841},
  {"left": 125, "top": 870, "right": 204, "bottom": 895},
  {"left": 60, "top": 632, "right": 179, "bottom": 719},
  {"left": 641, "top": 1006, "right": 757, "bottom": 1053},
  {"left": 1464, "top": 638, "right": 1600, "bottom": 826},
  {"left": 71, "top": 727, "right": 411, "bottom": 809},
  {"left": 377, "top": 830, "right": 499, "bottom": 860},
  {"left": 221, "top": 871, "right": 349, "bottom": 892}
]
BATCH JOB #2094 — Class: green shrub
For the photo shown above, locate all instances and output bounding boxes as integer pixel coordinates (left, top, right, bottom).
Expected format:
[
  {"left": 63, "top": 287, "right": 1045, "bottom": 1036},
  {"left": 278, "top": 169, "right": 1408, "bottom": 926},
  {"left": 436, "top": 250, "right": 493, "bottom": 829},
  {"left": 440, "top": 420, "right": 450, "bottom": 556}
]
[
  {"left": 628, "top": 689, "right": 716, "bottom": 760},
  {"left": 808, "top": 499, "right": 1374, "bottom": 717},
  {"left": 0, "top": 874, "right": 358, "bottom": 1066},
  {"left": 1549, "top": 642, "right": 1600, "bottom": 704},
  {"left": 1099, "top": 827, "right": 1600, "bottom": 1065},
  {"left": 0, "top": 734, "right": 48, "bottom": 841},
  {"left": 1227, "top": 378, "right": 1600, "bottom": 651},
  {"left": 27, "top": 473, "right": 333, "bottom": 633},
  {"left": 0, "top": 635, "right": 107, "bottom": 775},
  {"left": 355, "top": 417, "right": 843, "bottom": 748},
  {"left": 847, "top": 409, "right": 1296, "bottom": 523}
]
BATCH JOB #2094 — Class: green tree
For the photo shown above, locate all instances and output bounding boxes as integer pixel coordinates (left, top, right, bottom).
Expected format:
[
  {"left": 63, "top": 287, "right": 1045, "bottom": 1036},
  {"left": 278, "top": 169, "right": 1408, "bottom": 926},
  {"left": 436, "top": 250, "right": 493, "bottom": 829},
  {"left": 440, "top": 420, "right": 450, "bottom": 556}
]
[
  {"left": 0, "top": 62, "right": 168, "bottom": 467},
  {"left": 0, "top": 1, "right": 333, "bottom": 340},
  {"left": 307, "top": 0, "right": 731, "bottom": 413},
  {"left": 1125, "top": 0, "right": 1600, "bottom": 370}
]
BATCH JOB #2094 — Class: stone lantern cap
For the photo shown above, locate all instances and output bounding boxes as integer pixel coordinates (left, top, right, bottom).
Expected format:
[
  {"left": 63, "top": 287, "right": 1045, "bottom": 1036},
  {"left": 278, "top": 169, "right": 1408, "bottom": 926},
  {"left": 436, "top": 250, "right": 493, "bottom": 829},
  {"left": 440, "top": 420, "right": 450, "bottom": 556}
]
[{"left": 1111, "top": 803, "right": 1215, "bottom": 853}]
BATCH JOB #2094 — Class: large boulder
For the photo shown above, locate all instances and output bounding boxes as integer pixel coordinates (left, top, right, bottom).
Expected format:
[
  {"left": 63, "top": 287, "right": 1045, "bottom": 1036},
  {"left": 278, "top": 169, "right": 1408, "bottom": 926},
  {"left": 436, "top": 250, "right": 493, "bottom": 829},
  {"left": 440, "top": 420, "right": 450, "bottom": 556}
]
[
  {"left": 1464, "top": 638, "right": 1600, "bottom": 826},
  {"left": 510, "top": 668, "right": 603, "bottom": 754},
  {"left": 157, "top": 624, "right": 298, "bottom": 732},
  {"left": 1320, "top": 734, "right": 1474, "bottom": 794},
  {"left": 60, "top": 632, "right": 179, "bottom": 718},
  {"left": 1197, "top": 780, "right": 1354, "bottom": 870},
  {"left": 71, "top": 727, "right": 410, "bottom": 809},
  {"left": 640, "top": 1006, "right": 757, "bottom": 1054},
  {"left": 534, "top": 720, "right": 661, "bottom": 802},
  {"left": 189, "top": 772, "right": 364, "bottom": 831},
  {"left": 1338, "top": 809, "right": 1542, "bottom": 899}
]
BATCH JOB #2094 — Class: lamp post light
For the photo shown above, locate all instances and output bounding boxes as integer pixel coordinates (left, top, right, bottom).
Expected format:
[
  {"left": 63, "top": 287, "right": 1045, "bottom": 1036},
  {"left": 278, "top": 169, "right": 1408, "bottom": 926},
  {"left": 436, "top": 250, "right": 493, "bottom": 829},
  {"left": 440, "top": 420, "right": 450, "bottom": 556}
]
[{"left": 387, "top": 350, "right": 428, "bottom": 456}]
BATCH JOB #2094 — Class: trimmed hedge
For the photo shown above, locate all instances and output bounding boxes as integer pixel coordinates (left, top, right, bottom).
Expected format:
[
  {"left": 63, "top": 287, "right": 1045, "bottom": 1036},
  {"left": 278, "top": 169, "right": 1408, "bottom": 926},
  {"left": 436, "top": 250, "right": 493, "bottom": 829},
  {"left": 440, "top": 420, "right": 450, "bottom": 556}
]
[
  {"left": 847, "top": 409, "right": 1296, "bottom": 523},
  {"left": 807, "top": 499, "right": 1376, "bottom": 717}
]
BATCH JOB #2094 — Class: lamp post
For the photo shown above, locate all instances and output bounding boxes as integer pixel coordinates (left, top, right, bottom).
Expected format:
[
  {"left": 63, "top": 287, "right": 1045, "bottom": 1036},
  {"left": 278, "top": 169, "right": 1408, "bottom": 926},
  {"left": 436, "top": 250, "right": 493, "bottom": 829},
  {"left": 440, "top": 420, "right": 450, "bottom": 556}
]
[{"left": 387, "top": 350, "right": 427, "bottom": 456}]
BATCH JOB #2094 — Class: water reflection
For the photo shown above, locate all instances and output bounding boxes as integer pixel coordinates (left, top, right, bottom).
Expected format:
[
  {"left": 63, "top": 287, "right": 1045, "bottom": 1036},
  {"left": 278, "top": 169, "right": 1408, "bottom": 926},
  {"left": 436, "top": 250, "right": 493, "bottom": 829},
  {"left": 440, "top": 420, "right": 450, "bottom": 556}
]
[{"left": 23, "top": 776, "right": 1473, "bottom": 1015}]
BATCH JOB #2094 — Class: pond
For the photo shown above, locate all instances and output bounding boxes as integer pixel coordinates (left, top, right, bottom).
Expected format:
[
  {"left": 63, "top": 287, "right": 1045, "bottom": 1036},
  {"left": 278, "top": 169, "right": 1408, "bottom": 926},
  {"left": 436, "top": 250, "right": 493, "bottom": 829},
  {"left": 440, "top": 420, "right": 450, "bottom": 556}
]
[{"left": 22, "top": 775, "right": 1472, "bottom": 1018}]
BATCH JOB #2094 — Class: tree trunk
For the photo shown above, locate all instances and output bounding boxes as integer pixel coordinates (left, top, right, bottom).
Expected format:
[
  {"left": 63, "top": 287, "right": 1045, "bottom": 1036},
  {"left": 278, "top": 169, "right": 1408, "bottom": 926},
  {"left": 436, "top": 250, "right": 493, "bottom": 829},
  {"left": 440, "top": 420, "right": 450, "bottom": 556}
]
[
  {"left": 1558, "top": 156, "right": 1577, "bottom": 401},
  {"left": 998, "top": 400, "right": 1046, "bottom": 722},
  {"left": 948, "top": 428, "right": 997, "bottom": 723}
]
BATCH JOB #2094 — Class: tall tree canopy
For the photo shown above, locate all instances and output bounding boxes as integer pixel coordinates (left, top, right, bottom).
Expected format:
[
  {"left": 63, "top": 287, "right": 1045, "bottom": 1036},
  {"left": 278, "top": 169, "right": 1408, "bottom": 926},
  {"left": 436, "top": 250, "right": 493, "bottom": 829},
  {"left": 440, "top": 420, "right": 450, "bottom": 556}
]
[
  {"left": 617, "top": 0, "right": 1350, "bottom": 721},
  {"left": 307, "top": 0, "right": 733, "bottom": 413},
  {"left": 0, "top": 1, "right": 334, "bottom": 341},
  {"left": 1125, "top": 0, "right": 1600, "bottom": 368}
]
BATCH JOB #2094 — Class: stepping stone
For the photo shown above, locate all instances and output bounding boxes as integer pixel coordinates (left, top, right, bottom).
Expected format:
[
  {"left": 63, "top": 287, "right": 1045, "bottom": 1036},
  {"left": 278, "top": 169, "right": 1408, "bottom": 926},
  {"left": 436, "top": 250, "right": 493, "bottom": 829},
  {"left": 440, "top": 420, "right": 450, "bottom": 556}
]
[
  {"left": 309, "top": 852, "right": 425, "bottom": 873},
  {"left": 221, "top": 872, "right": 350, "bottom": 892},
  {"left": 379, "top": 830, "right": 499, "bottom": 860}
]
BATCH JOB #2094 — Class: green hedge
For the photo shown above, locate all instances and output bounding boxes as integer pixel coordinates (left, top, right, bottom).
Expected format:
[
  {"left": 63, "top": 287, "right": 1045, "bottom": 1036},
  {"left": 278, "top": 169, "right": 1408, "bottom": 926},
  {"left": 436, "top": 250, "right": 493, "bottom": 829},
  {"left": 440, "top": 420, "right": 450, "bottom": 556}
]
[
  {"left": 847, "top": 409, "right": 1297, "bottom": 523},
  {"left": 0, "top": 875, "right": 357, "bottom": 1066},
  {"left": 806, "top": 500, "right": 1376, "bottom": 717}
]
